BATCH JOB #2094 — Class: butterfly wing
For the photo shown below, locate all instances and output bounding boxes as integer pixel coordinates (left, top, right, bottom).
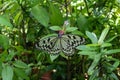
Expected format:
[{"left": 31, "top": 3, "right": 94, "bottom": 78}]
[
  {"left": 62, "top": 34, "right": 85, "bottom": 47},
  {"left": 61, "top": 34, "right": 85, "bottom": 56},
  {"left": 36, "top": 36, "right": 61, "bottom": 54},
  {"left": 59, "top": 37, "right": 74, "bottom": 56},
  {"left": 36, "top": 34, "right": 85, "bottom": 56}
]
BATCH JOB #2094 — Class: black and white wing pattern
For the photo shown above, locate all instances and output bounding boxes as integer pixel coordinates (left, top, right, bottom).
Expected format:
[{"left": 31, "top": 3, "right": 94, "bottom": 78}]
[
  {"left": 60, "top": 34, "right": 85, "bottom": 56},
  {"left": 36, "top": 36, "right": 61, "bottom": 54},
  {"left": 36, "top": 34, "right": 85, "bottom": 56}
]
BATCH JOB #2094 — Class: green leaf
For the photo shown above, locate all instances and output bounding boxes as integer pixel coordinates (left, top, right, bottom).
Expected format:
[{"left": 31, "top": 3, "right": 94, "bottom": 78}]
[
  {"left": 49, "top": 2, "right": 63, "bottom": 25},
  {"left": 2, "top": 64, "right": 13, "bottom": 80},
  {"left": 78, "top": 51, "right": 97, "bottom": 55},
  {"left": 0, "top": 15, "right": 13, "bottom": 27},
  {"left": 89, "top": 69, "right": 99, "bottom": 80},
  {"left": 109, "top": 72, "right": 119, "bottom": 80},
  {"left": 31, "top": 5, "right": 49, "bottom": 27},
  {"left": 40, "top": 34, "right": 57, "bottom": 39},
  {"left": 87, "top": 44, "right": 100, "bottom": 47},
  {"left": 106, "top": 35, "right": 118, "bottom": 42},
  {"left": 13, "top": 11, "right": 23, "bottom": 26},
  {"left": 6, "top": 50, "right": 16, "bottom": 61},
  {"left": 101, "top": 43, "right": 112, "bottom": 48},
  {"left": 105, "top": 61, "right": 120, "bottom": 73},
  {"left": 14, "top": 68, "right": 29, "bottom": 80},
  {"left": 50, "top": 55, "right": 59, "bottom": 62},
  {"left": 98, "top": 27, "right": 110, "bottom": 44},
  {"left": 71, "top": 30, "right": 85, "bottom": 36},
  {"left": 49, "top": 26, "right": 62, "bottom": 31},
  {"left": 0, "top": 61, "right": 2, "bottom": 75},
  {"left": 88, "top": 54, "right": 101, "bottom": 75},
  {"left": 60, "top": 52, "right": 69, "bottom": 60},
  {"left": 86, "top": 31, "right": 98, "bottom": 43},
  {"left": 0, "top": 34, "right": 9, "bottom": 49},
  {"left": 104, "top": 49, "right": 120, "bottom": 55},
  {"left": 77, "top": 45, "right": 98, "bottom": 51},
  {"left": 13, "top": 60, "right": 28, "bottom": 69},
  {"left": 77, "top": 14, "right": 88, "bottom": 31},
  {"left": 66, "top": 27, "right": 78, "bottom": 32},
  {"left": 112, "top": 61, "right": 119, "bottom": 70}
]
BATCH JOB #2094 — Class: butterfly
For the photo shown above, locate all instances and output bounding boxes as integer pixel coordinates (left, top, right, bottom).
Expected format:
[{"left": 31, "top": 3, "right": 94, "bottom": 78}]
[{"left": 36, "top": 30, "right": 85, "bottom": 56}]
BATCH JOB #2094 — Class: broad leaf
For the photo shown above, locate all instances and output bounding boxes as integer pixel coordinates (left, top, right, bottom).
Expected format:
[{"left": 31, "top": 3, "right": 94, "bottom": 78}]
[
  {"left": 0, "top": 34, "right": 9, "bottom": 49},
  {"left": 66, "top": 27, "right": 78, "bottom": 32},
  {"left": 2, "top": 64, "right": 13, "bottom": 80},
  {"left": 13, "top": 60, "right": 28, "bottom": 69},
  {"left": 0, "top": 15, "right": 13, "bottom": 27},
  {"left": 49, "top": 2, "right": 63, "bottom": 25},
  {"left": 14, "top": 68, "right": 29, "bottom": 80},
  {"left": 31, "top": 5, "right": 49, "bottom": 27},
  {"left": 49, "top": 26, "right": 62, "bottom": 31}
]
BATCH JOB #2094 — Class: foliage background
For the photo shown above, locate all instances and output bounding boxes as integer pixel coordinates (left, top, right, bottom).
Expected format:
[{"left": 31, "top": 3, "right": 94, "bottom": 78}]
[{"left": 0, "top": 0, "right": 120, "bottom": 80}]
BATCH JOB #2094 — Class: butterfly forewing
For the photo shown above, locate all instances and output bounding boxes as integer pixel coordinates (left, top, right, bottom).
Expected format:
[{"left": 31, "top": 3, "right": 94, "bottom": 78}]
[
  {"left": 36, "top": 36, "right": 60, "bottom": 54},
  {"left": 62, "top": 34, "right": 85, "bottom": 47}
]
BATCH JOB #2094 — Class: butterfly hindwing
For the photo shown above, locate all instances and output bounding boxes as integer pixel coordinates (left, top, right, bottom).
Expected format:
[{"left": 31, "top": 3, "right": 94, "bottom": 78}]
[
  {"left": 50, "top": 38, "right": 61, "bottom": 54},
  {"left": 59, "top": 36, "right": 74, "bottom": 56}
]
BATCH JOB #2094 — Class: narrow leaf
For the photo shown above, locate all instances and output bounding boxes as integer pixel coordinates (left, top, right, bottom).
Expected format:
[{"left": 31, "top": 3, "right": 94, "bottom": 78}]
[
  {"left": 78, "top": 51, "right": 97, "bottom": 55},
  {"left": 112, "top": 61, "right": 119, "bottom": 71},
  {"left": 101, "top": 43, "right": 112, "bottom": 48},
  {"left": 77, "top": 45, "right": 98, "bottom": 51},
  {"left": 109, "top": 72, "right": 119, "bottom": 80},
  {"left": 89, "top": 69, "right": 99, "bottom": 80},
  {"left": 88, "top": 54, "right": 101, "bottom": 75},
  {"left": 106, "top": 35, "right": 118, "bottom": 42},
  {"left": 86, "top": 31, "right": 98, "bottom": 43},
  {"left": 104, "top": 49, "right": 120, "bottom": 55},
  {"left": 98, "top": 27, "right": 110, "bottom": 44}
]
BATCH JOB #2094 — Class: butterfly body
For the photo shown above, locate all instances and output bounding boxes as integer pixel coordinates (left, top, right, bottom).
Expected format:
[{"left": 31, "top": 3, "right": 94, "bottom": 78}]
[{"left": 36, "top": 30, "right": 85, "bottom": 56}]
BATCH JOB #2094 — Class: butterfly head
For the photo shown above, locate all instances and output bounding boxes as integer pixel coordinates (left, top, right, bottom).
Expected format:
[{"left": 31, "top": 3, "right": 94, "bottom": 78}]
[
  {"left": 58, "top": 20, "right": 69, "bottom": 37},
  {"left": 58, "top": 30, "right": 64, "bottom": 37}
]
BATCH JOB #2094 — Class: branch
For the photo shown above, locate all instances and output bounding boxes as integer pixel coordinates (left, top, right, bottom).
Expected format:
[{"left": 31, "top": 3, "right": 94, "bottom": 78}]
[{"left": 83, "top": 0, "right": 90, "bottom": 16}]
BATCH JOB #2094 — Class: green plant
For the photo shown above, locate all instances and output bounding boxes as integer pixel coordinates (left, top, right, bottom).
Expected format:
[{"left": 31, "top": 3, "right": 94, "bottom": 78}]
[
  {"left": 77, "top": 27, "right": 120, "bottom": 80},
  {"left": 0, "top": 0, "right": 120, "bottom": 80}
]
